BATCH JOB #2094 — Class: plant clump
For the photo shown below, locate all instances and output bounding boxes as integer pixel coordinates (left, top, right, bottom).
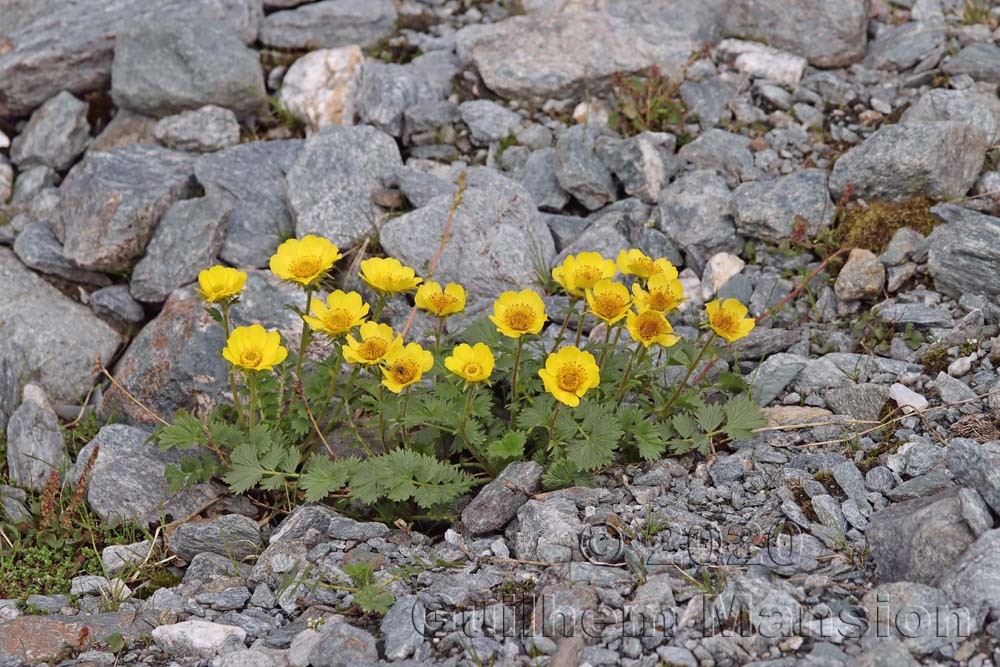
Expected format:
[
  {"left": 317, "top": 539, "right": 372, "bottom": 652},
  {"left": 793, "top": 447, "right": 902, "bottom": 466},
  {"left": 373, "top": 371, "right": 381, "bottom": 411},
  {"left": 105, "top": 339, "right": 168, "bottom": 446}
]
[{"left": 833, "top": 197, "right": 937, "bottom": 255}]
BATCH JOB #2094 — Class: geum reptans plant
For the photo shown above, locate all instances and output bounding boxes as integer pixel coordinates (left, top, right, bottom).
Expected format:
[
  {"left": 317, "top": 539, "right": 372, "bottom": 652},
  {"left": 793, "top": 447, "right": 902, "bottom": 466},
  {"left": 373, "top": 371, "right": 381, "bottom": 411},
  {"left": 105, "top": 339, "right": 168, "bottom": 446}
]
[{"left": 154, "top": 240, "right": 766, "bottom": 525}]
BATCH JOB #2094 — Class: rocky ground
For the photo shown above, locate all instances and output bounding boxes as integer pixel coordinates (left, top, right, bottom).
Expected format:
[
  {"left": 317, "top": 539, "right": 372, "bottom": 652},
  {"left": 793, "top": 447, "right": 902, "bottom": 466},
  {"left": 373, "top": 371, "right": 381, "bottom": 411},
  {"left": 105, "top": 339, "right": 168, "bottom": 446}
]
[{"left": 4, "top": 0, "right": 1000, "bottom": 665}]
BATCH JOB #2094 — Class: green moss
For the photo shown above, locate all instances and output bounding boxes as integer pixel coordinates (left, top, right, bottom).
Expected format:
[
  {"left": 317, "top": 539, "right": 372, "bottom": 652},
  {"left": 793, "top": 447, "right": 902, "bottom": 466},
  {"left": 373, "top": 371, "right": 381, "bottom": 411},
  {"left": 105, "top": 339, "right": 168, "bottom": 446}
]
[
  {"left": 834, "top": 197, "right": 937, "bottom": 255},
  {"left": 922, "top": 346, "right": 950, "bottom": 376},
  {"left": 132, "top": 570, "right": 181, "bottom": 600}
]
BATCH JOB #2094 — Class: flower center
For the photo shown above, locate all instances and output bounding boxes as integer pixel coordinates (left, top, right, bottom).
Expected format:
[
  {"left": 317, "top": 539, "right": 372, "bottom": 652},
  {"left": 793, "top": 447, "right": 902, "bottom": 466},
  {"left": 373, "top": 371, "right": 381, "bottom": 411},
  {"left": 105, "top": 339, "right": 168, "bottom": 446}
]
[
  {"left": 593, "top": 293, "right": 628, "bottom": 318},
  {"left": 575, "top": 266, "right": 602, "bottom": 286},
  {"left": 504, "top": 304, "right": 535, "bottom": 331},
  {"left": 290, "top": 255, "right": 321, "bottom": 279},
  {"left": 358, "top": 337, "right": 388, "bottom": 361},
  {"left": 557, "top": 363, "right": 585, "bottom": 393},
  {"left": 241, "top": 349, "right": 262, "bottom": 367},
  {"left": 633, "top": 257, "right": 654, "bottom": 276},
  {"left": 649, "top": 290, "right": 677, "bottom": 311},
  {"left": 390, "top": 361, "right": 417, "bottom": 384},
  {"left": 714, "top": 314, "right": 737, "bottom": 334},
  {"left": 464, "top": 362, "right": 482, "bottom": 377},
  {"left": 429, "top": 293, "right": 456, "bottom": 312},
  {"left": 639, "top": 318, "right": 663, "bottom": 340},
  {"left": 326, "top": 308, "right": 355, "bottom": 331}
]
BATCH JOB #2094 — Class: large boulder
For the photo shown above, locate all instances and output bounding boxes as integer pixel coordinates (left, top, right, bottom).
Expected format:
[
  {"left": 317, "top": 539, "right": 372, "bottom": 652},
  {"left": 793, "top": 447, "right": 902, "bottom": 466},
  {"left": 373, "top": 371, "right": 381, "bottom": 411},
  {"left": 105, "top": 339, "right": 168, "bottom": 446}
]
[
  {"left": 110, "top": 19, "right": 266, "bottom": 118},
  {"left": 0, "top": 249, "right": 121, "bottom": 423},
  {"left": 379, "top": 169, "right": 556, "bottom": 298},
  {"left": 828, "top": 122, "right": 987, "bottom": 202},
  {"left": 101, "top": 271, "right": 303, "bottom": 425},
  {"left": 259, "top": 0, "right": 397, "bottom": 50},
  {"left": 723, "top": 0, "right": 869, "bottom": 68},
  {"left": 926, "top": 204, "right": 1000, "bottom": 301},
  {"left": 0, "top": 0, "right": 261, "bottom": 119},
  {"left": 287, "top": 125, "right": 402, "bottom": 248}
]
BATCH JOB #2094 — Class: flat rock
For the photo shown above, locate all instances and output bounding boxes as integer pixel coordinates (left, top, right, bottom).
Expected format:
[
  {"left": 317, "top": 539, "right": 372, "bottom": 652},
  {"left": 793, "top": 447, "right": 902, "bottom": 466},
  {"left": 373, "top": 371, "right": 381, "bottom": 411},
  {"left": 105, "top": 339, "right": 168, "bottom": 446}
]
[
  {"left": 170, "top": 514, "right": 263, "bottom": 562},
  {"left": 824, "top": 383, "right": 888, "bottom": 421},
  {"left": 9, "top": 91, "right": 90, "bottom": 171},
  {"left": 90, "top": 285, "right": 146, "bottom": 325},
  {"left": 379, "top": 169, "right": 556, "bottom": 298},
  {"left": 938, "top": 529, "right": 1000, "bottom": 607},
  {"left": 595, "top": 132, "right": 677, "bottom": 204},
  {"left": 153, "top": 105, "right": 240, "bottom": 153},
  {"left": 460, "top": 100, "right": 522, "bottom": 146},
  {"left": 508, "top": 491, "right": 585, "bottom": 562},
  {"left": 749, "top": 353, "right": 808, "bottom": 406},
  {"left": 927, "top": 204, "right": 1000, "bottom": 301},
  {"left": 723, "top": 0, "right": 868, "bottom": 68},
  {"left": 130, "top": 196, "right": 231, "bottom": 303},
  {"left": 861, "top": 582, "right": 973, "bottom": 656},
  {"left": 519, "top": 149, "right": 570, "bottom": 211},
  {"left": 946, "top": 438, "right": 1000, "bottom": 515},
  {"left": 657, "top": 169, "right": 739, "bottom": 271},
  {"left": 111, "top": 19, "right": 266, "bottom": 118},
  {"left": 865, "top": 21, "right": 946, "bottom": 71},
  {"left": 5, "top": 384, "right": 67, "bottom": 492},
  {"left": 901, "top": 88, "right": 1000, "bottom": 145},
  {"left": 101, "top": 271, "right": 302, "bottom": 425},
  {"left": 13, "top": 220, "right": 111, "bottom": 286},
  {"left": 152, "top": 620, "right": 247, "bottom": 660},
  {"left": 462, "top": 461, "right": 543, "bottom": 535},
  {"left": 866, "top": 488, "right": 974, "bottom": 586},
  {"left": 834, "top": 248, "right": 885, "bottom": 301},
  {"left": 554, "top": 124, "right": 615, "bottom": 211},
  {"left": 0, "top": 248, "right": 121, "bottom": 422},
  {"left": 68, "top": 424, "right": 224, "bottom": 524},
  {"left": 55, "top": 144, "right": 195, "bottom": 272},
  {"left": 677, "top": 129, "right": 755, "bottom": 183},
  {"left": 194, "top": 139, "right": 303, "bottom": 268},
  {"left": 829, "top": 122, "right": 987, "bottom": 202},
  {"left": 0, "top": 0, "right": 260, "bottom": 119},
  {"left": 0, "top": 611, "right": 150, "bottom": 663},
  {"left": 260, "top": 0, "right": 397, "bottom": 50},
  {"left": 354, "top": 53, "right": 458, "bottom": 138},
  {"left": 732, "top": 169, "right": 833, "bottom": 243},
  {"left": 943, "top": 42, "right": 1000, "bottom": 83},
  {"left": 287, "top": 125, "right": 402, "bottom": 248}
]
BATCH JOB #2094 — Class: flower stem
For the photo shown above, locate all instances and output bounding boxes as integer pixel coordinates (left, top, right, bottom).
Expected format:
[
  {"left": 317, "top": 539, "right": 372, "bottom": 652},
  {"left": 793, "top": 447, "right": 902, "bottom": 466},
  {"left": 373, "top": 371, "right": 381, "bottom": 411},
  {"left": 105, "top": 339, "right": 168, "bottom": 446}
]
[
  {"left": 400, "top": 392, "right": 412, "bottom": 449},
  {"left": 295, "top": 286, "right": 314, "bottom": 383},
  {"left": 221, "top": 304, "right": 247, "bottom": 429},
  {"left": 546, "top": 403, "right": 562, "bottom": 448},
  {"left": 377, "top": 384, "right": 387, "bottom": 448},
  {"left": 549, "top": 299, "right": 576, "bottom": 355},
  {"left": 509, "top": 337, "right": 525, "bottom": 424},
  {"left": 458, "top": 385, "right": 476, "bottom": 455},
  {"left": 615, "top": 345, "right": 646, "bottom": 403},
  {"left": 659, "top": 333, "right": 716, "bottom": 419},
  {"left": 597, "top": 322, "right": 614, "bottom": 369},
  {"left": 373, "top": 292, "right": 388, "bottom": 321},
  {"left": 574, "top": 310, "right": 587, "bottom": 347},
  {"left": 247, "top": 371, "right": 260, "bottom": 428}
]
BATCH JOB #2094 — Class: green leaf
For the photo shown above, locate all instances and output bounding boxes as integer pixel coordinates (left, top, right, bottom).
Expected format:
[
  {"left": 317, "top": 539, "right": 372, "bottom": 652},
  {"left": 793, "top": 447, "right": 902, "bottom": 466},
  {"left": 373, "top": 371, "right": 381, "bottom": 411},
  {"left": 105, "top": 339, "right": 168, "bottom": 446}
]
[
  {"left": 300, "top": 456, "right": 352, "bottom": 502},
  {"left": 516, "top": 394, "right": 556, "bottom": 432},
  {"left": 695, "top": 402, "right": 725, "bottom": 433},
  {"left": 488, "top": 430, "right": 527, "bottom": 462},
  {"left": 618, "top": 407, "right": 667, "bottom": 461},
  {"left": 349, "top": 450, "right": 475, "bottom": 509},
  {"left": 223, "top": 443, "right": 265, "bottom": 494},
  {"left": 672, "top": 413, "right": 697, "bottom": 439},
  {"left": 156, "top": 410, "right": 206, "bottom": 450},
  {"left": 542, "top": 458, "right": 578, "bottom": 490},
  {"left": 566, "top": 403, "right": 623, "bottom": 470},
  {"left": 714, "top": 371, "right": 749, "bottom": 393},
  {"left": 722, "top": 395, "right": 768, "bottom": 441},
  {"left": 353, "top": 585, "right": 395, "bottom": 615}
]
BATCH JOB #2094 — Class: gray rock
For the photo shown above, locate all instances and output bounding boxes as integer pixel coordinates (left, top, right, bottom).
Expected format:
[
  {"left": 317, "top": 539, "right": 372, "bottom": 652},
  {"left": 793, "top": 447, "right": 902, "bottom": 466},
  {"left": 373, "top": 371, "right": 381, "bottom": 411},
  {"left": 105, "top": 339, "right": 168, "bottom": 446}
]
[
  {"left": 287, "top": 125, "right": 402, "bottom": 248},
  {"left": 933, "top": 371, "right": 977, "bottom": 403},
  {"left": 260, "top": 0, "right": 397, "bottom": 50},
  {"left": 130, "top": 197, "right": 231, "bottom": 303},
  {"left": 0, "top": 0, "right": 260, "bottom": 119},
  {"left": 872, "top": 302, "right": 952, "bottom": 328},
  {"left": 462, "top": 461, "right": 543, "bottom": 535},
  {"left": 454, "top": 9, "right": 715, "bottom": 101},
  {"left": 554, "top": 124, "right": 615, "bottom": 211},
  {"left": 151, "top": 620, "right": 247, "bottom": 660},
  {"left": 824, "top": 383, "right": 888, "bottom": 421},
  {"left": 867, "top": 488, "right": 975, "bottom": 585},
  {"left": 519, "top": 149, "right": 570, "bottom": 211},
  {"left": 5, "top": 385, "right": 67, "bottom": 492},
  {"left": 327, "top": 514, "right": 389, "bottom": 541},
  {"left": 68, "top": 424, "right": 223, "bottom": 524},
  {"left": 355, "top": 53, "right": 457, "bottom": 138},
  {"left": 680, "top": 77, "right": 736, "bottom": 129},
  {"left": 56, "top": 144, "right": 195, "bottom": 272},
  {"left": 24, "top": 594, "right": 69, "bottom": 614},
  {"left": 90, "top": 285, "right": 146, "bottom": 325},
  {"left": 927, "top": 204, "right": 1000, "bottom": 301},
  {"left": 553, "top": 216, "right": 630, "bottom": 264},
  {"left": 715, "top": 571, "right": 802, "bottom": 637},
  {"left": 405, "top": 100, "right": 459, "bottom": 136},
  {"left": 865, "top": 22, "right": 946, "bottom": 71},
  {"left": 852, "top": 638, "right": 919, "bottom": 667},
  {"left": 195, "top": 140, "right": 302, "bottom": 268},
  {"left": 459, "top": 100, "right": 522, "bottom": 146},
  {"left": 793, "top": 353, "right": 915, "bottom": 394},
  {"left": 902, "top": 440, "right": 943, "bottom": 478},
  {"left": 1, "top": 485, "right": 32, "bottom": 524},
  {"left": 0, "top": 248, "right": 121, "bottom": 422},
  {"left": 732, "top": 169, "right": 833, "bottom": 243},
  {"left": 944, "top": 42, "right": 1000, "bottom": 83},
  {"left": 657, "top": 169, "right": 739, "bottom": 271},
  {"left": 828, "top": 122, "right": 987, "bottom": 201},
  {"left": 811, "top": 493, "right": 848, "bottom": 534},
  {"left": 749, "top": 353, "right": 807, "bottom": 406},
  {"left": 723, "top": 0, "right": 868, "bottom": 68},
  {"left": 946, "top": 438, "right": 1000, "bottom": 515},
  {"left": 832, "top": 461, "right": 872, "bottom": 513},
  {"left": 90, "top": 110, "right": 159, "bottom": 152},
  {"left": 101, "top": 271, "right": 302, "bottom": 425},
  {"left": 379, "top": 169, "right": 556, "bottom": 298},
  {"left": 596, "top": 132, "right": 677, "bottom": 204},
  {"left": 13, "top": 221, "right": 111, "bottom": 286},
  {"left": 901, "top": 88, "right": 1000, "bottom": 145},
  {"left": 197, "top": 586, "right": 251, "bottom": 611},
  {"left": 102, "top": 540, "right": 156, "bottom": 577},
  {"left": 111, "top": 19, "right": 266, "bottom": 118},
  {"left": 170, "top": 514, "right": 262, "bottom": 562},
  {"left": 0, "top": 158, "right": 12, "bottom": 204},
  {"left": 9, "top": 91, "right": 90, "bottom": 171},
  {"left": 308, "top": 620, "right": 378, "bottom": 666},
  {"left": 381, "top": 596, "right": 425, "bottom": 661},
  {"left": 11, "top": 165, "right": 58, "bottom": 205},
  {"left": 677, "top": 129, "right": 755, "bottom": 183},
  {"left": 508, "top": 492, "right": 584, "bottom": 562},
  {"left": 958, "top": 487, "right": 993, "bottom": 537},
  {"left": 939, "top": 529, "right": 1000, "bottom": 608},
  {"left": 153, "top": 106, "right": 240, "bottom": 153},
  {"left": 861, "top": 582, "right": 974, "bottom": 656}
]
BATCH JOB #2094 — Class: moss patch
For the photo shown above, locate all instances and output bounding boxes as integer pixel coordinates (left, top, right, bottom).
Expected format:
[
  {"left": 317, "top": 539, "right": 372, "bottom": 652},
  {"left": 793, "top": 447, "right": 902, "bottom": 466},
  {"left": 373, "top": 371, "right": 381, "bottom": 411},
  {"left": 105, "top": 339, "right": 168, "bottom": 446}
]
[{"left": 833, "top": 197, "right": 937, "bottom": 255}]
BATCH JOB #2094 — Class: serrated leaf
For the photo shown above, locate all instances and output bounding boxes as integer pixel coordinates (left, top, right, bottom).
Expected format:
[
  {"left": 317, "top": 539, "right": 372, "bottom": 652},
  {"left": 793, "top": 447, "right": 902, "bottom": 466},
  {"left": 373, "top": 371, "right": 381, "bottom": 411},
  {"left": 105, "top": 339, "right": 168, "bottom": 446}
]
[
  {"left": 695, "top": 402, "right": 725, "bottom": 433},
  {"left": 156, "top": 410, "right": 206, "bottom": 450},
  {"left": 488, "top": 430, "right": 527, "bottom": 461},
  {"left": 353, "top": 585, "right": 395, "bottom": 615},
  {"left": 672, "top": 413, "right": 697, "bottom": 439},
  {"left": 223, "top": 443, "right": 265, "bottom": 494},
  {"left": 516, "top": 395, "right": 556, "bottom": 431},
  {"left": 542, "top": 458, "right": 578, "bottom": 490},
  {"left": 722, "top": 395, "right": 768, "bottom": 441},
  {"left": 715, "top": 371, "right": 749, "bottom": 393},
  {"left": 567, "top": 404, "right": 623, "bottom": 470}
]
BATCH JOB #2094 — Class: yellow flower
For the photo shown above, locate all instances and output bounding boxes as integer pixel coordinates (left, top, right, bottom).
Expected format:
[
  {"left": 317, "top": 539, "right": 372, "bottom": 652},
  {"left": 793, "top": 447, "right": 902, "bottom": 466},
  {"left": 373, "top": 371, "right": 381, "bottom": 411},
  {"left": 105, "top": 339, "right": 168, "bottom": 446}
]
[
  {"left": 489, "top": 289, "right": 547, "bottom": 339},
  {"left": 706, "top": 299, "right": 756, "bottom": 343},
  {"left": 381, "top": 342, "right": 434, "bottom": 393},
  {"left": 195, "top": 265, "right": 247, "bottom": 303},
  {"left": 616, "top": 250, "right": 677, "bottom": 281},
  {"left": 538, "top": 346, "right": 600, "bottom": 407},
  {"left": 269, "top": 235, "right": 342, "bottom": 286},
  {"left": 415, "top": 281, "right": 466, "bottom": 317},
  {"left": 302, "top": 290, "right": 369, "bottom": 337},
  {"left": 632, "top": 272, "right": 685, "bottom": 313},
  {"left": 359, "top": 257, "right": 423, "bottom": 294},
  {"left": 552, "top": 252, "right": 616, "bottom": 297},
  {"left": 343, "top": 321, "right": 403, "bottom": 365},
  {"left": 626, "top": 309, "right": 680, "bottom": 348},
  {"left": 445, "top": 343, "right": 495, "bottom": 383},
  {"left": 585, "top": 280, "right": 632, "bottom": 325},
  {"left": 222, "top": 324, "right": 288, "bottom": 372}
]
